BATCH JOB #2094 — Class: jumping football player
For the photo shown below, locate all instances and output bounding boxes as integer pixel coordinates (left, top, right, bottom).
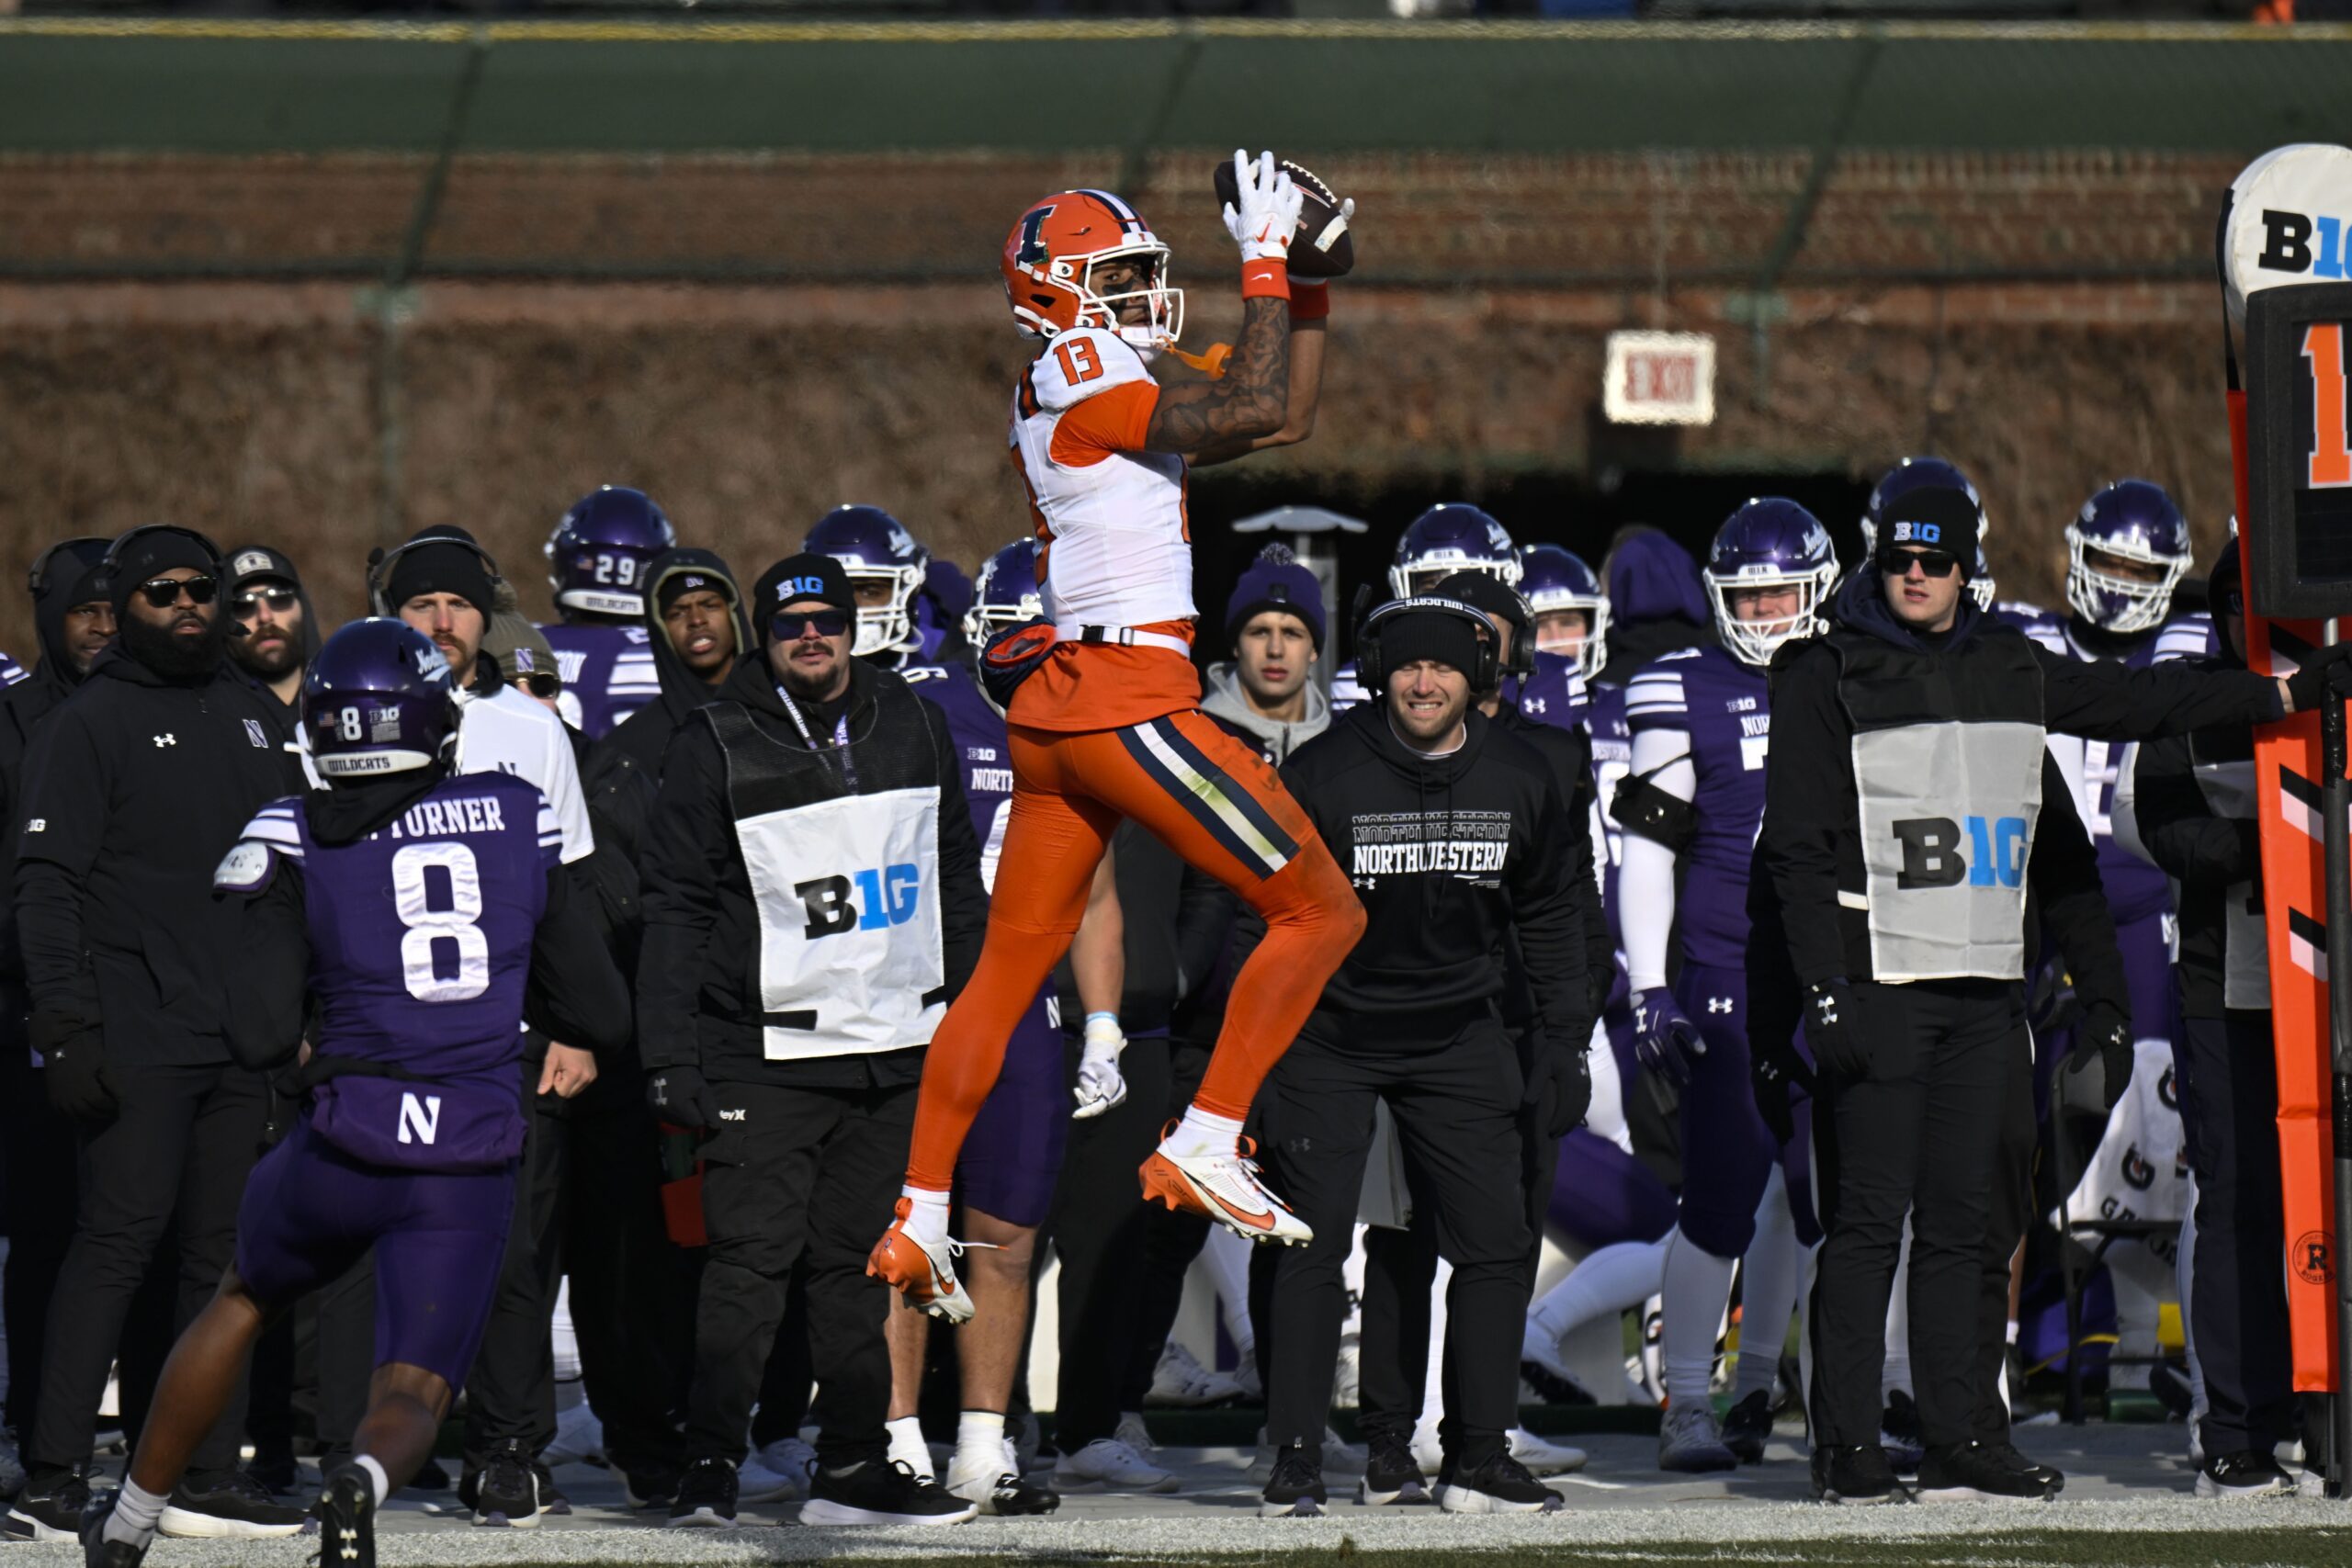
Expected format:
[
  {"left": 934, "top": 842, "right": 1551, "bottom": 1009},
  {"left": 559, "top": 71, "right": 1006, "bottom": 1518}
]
[
  {"left": 871, "top": 152, "right": 1365, "bottom": 1314},
  {"left": 82, "top": 619, "right": 627, "bottom": 1568},
  {"left": 540, "top": 485, "right": 674, "bottom": 738}
]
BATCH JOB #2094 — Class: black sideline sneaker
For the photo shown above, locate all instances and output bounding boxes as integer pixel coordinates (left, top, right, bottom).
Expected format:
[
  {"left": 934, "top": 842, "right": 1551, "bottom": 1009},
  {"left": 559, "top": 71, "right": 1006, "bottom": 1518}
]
[
  {"left": 1436, "top": 1450, "right": 1563, "bottom": 1514},
  {"left": 1812, "top": 1443, "right": 1909, "bottom": 1505},
  {"left": 1259, "top": 1444, "right": 1326, "bottom": 1518},
  {"left": 1915, "top": 1440, "right": 2061, "bottom": 1503},
  {"left": 665, "top": 1457, "right": 738, "bottom": 1529},
  {"left": 800, "top": 1458, "right": 978, "bottom": 1526}
]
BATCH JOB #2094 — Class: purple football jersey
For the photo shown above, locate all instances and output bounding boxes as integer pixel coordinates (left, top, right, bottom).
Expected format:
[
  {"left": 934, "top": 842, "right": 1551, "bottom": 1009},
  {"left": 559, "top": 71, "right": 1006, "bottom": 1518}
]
[
  {"left": 906, "top": 661, "right": 1016, "bottom": 887},
  {"left": 1513, "top": 649, "right": 1588, "bottom": 733},
  {"left": 1625, "top": 644, "right": 1770, "bottom": 972},
  {"left": 539, "top": 621, "right": 661, "bottom": 740},
  {"left": 2061, "top": 615, "right": 2213, "bottom": 928},
  {"left": 235, "top": 772, "right": 562, "bottom": 1169}
]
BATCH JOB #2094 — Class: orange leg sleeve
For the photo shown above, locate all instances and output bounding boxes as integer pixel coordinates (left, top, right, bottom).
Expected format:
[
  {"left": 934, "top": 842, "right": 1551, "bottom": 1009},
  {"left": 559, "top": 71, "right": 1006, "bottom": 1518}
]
[
  {"left": 902, "top": 773, "right": 1117, "bottom": 1194},
  {"left": 1061, "top": 711, "right": 1365, "bottom": 1122}
]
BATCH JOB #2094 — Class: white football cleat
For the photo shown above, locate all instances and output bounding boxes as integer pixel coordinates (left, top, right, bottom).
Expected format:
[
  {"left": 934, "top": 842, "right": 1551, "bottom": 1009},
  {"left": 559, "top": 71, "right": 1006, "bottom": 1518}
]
[{"left": 1140, "top": 1139, "right": 1312, "bottom": 1247}]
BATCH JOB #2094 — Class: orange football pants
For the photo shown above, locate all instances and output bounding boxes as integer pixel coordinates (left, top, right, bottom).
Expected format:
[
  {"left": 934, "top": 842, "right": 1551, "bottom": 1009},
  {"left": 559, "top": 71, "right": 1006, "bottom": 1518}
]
[{"left": 903, "top": 709, "right": 1364, "bottom": 1194}]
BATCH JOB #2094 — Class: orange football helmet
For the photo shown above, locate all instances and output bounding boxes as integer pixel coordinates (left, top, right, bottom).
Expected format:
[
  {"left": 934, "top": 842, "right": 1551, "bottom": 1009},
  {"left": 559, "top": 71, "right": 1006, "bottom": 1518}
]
[{"left": 1001, "top": 189, "right": 1182, "bottom": 354}]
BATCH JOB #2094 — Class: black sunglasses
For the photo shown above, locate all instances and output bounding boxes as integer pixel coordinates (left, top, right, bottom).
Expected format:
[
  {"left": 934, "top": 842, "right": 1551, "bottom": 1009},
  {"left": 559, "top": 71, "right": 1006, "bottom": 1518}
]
[
  {"left": 232, "top": 588, "right": 299, "bottom": 615},
  {"left": 521, "top": 671, "right": 562, "bottom": 699},
  {"left": 1882, "top": 549, "right": 1960, "bottom": 580},
  {"left": 772, "top": 609, "right": 851, "bottom": 641},
  {"left": 136, "top": 574, "right": 218, "bottom": 608}
]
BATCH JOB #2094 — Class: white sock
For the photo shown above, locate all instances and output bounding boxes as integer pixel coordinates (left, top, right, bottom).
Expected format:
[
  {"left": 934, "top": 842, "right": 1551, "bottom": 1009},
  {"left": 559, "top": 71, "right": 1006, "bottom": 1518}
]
[
  {"left": 955, "top": 1410, "right": 1007, "bottom": 1472},
  {"left": 1162, "top": 1104, "right": 1245, "bottom": 1161},
  {"left": 1530, "top": 1236, "right": 1670, "bottom": 1342},
  {"left": 104, "top": 1481, "right": 167, "bottom": 1550},
  {"left": 1661, "top": 1225, "right": 1736, "bottom": 1409},
  {"left": 354, "top": 1454, "right": 390, "bottom": 1508},
  {"left": 1202, "top": 1225, "right": 1258, "bottom": 1352},
  {"left": 1735, "top": 1171, "right": 1800, "bottom": 1402},
  {"left": 899, "top": 1185, "right": 951, "bottom": 1248},
  {"left": 1882, "top": 1221, "right": 1914, "bottom": 1404},
  {"left": 886, "top": 1416, "right": 933, "bottom": 1481}
]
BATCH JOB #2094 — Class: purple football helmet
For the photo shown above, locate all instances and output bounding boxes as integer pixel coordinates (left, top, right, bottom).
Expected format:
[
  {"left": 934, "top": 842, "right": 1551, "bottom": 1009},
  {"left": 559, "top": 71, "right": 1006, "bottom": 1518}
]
[
  {"left": 1704, "top": 498, "right": 1838, "bottom": 668},
  {"left": 546, "top": 486, "right": 676, "bottom": 619},
  {"left": 1390, "top": 504, "right": 1519, "bottom": 599},
  {"left": 2065, "top": 479, "right": 2191, "bottom": 635},
  {"left": 303, "top": 617, "right": 456, "bottom": 780},
  {"left": 806, "top": 504, "right": 929, "bottom": 659},
  {"left": 1861, "top": 457, "right": 1986, "bottom": 558},
  {"left": 964, "top": 537, "right": 1043, "bottom": 648},
  {"left": 1516, "top": 543, "right": 1609, "bottom": 679}
]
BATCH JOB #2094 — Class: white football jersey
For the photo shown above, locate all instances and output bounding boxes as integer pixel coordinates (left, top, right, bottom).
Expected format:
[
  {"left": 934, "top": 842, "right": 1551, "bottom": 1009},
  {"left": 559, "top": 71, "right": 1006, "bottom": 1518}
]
[{"left": 1009, "top": 326, "right": 1195, "bottom": 629}]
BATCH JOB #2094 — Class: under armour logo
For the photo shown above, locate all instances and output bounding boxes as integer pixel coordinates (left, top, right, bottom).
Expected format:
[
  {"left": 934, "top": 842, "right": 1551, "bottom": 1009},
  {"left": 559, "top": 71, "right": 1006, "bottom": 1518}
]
[
  {"left": 1708, "top": 998, "right": 1734, "bottom": 1015},
  {"left": 1813, "top": 994, "right": 1839, "bottom": 1025},
  {"left": 153, "top": 734, "right": 176, "bottom": 748}
]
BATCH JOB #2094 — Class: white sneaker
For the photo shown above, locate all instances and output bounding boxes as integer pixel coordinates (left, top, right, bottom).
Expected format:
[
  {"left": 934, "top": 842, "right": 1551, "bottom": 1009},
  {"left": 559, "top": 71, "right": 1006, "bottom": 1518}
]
[
  {"left": 1232, "top": 1353, "right": 1263, "bottom": 1401},
  {"left": 1052, "top": 1437, "right": 1179, "bottom": 1495},
  {"left": 1410, "top": 1427, "right": 1442, "bottom": 1476},
  {"left": 1147, "top": 1341, "right": 1244, "bottom": 1407},
  {"left": 1140, "top": 1142, "right": 1313, "bottom": 1247},
  {"left": 1250, "top": 1426, "right": 1364, "bottom": 1483},
  {"left": 541, "top": 1401, "right": 605, "bottom": 1468},
  {"left": 1521, "top": 1320, "right": 1598, "bottom": 1402},
  {"left": 1113, "top": 1412, "right": 1158, "bottom": 1454},
  {"left": 736, "top": 1437, "right": 817, "bottom": 1504},
  {"left": 1509, "top": 1427, "right": 1589, "bottom": 1475}
]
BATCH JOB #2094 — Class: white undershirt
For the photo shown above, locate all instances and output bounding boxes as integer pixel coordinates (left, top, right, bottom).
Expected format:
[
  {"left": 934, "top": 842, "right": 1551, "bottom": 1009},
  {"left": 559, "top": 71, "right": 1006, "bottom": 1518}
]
[{"left": 1621, "top": 726, "right": 1695, "bottom": 994}]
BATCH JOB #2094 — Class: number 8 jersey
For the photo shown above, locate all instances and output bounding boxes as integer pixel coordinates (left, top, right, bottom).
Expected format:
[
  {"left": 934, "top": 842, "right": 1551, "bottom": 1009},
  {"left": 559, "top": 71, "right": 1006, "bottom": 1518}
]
[{"left": 226, "top": 772, "right": 562, "bottom": 1086}]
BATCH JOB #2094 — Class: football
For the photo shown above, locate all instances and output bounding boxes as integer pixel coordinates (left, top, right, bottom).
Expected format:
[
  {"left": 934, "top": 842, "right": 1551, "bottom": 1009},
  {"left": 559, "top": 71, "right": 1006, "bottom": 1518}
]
[{"left": 1212, "top": 154, "right": 1354, "bottom": 279}]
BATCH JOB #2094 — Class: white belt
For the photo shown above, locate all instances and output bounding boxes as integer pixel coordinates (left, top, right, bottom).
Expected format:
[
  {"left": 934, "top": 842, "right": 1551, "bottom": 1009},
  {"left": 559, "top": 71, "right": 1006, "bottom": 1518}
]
[{"left": 1054, "top": 621, "right": 1191, "bottom": 657}]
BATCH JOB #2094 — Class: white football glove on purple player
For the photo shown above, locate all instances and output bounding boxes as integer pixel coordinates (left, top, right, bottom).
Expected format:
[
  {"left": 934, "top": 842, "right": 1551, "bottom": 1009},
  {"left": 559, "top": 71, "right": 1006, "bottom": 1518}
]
[{"left": 1072, "top": 1011, "right": 1129, "bottom": 1121}]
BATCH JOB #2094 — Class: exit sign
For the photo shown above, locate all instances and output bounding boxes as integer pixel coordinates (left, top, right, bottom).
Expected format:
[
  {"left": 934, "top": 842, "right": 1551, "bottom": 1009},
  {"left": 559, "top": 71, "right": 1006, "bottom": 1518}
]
[{"left": 1604, "top": 332, "right": 1716, "bottom": 426}]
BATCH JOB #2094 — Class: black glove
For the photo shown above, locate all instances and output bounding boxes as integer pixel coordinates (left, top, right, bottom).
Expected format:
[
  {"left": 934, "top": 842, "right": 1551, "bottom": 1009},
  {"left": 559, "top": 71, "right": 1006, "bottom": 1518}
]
[
  {"left": 1750, "top": 1031, "right": 1816, "bottom": 1147},
  {"left": 32, "top": 1010, "right": 118, "bottom": 1123},
  {"left": 644, "top": 1064, "right": 720, "bottom": 1131},
  {"left": 1804, "top": 977, "right": 1869, "bottom": 1079},
  {"left": 2070, "top": 1000, "right": 2133, "bottom": 1114},
  {"left": 2286, "top": 643, "right": 2352, "bottom": 712},
  {"left": 1524, "top": 1047, "right": 1592, "bottom": 1141}
]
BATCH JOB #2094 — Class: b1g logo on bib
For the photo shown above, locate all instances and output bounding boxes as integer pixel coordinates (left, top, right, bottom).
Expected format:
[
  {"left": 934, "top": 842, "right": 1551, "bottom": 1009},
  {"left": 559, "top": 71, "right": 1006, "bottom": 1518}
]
[
  {"left": 1892, "top": 814, "right": 2027, "bottom": 890},
  {"left": 797, "top": 863, "right": 922, "bottom": 939}
]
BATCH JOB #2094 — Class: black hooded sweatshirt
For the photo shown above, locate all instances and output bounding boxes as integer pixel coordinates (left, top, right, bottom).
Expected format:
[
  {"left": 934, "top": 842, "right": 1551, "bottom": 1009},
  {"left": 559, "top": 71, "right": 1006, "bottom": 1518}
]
[
  {"left": 15, "top": 638, "right": 305, "bottom": 1062},
  {"left": 635, "top": 652, "right": 987, "bottom": 1089},
  {"left": 1247, "top": 702, "right": 1590, "bottom": 1054},
  {"left": 0, "top": 540, "right": 110, "bottom": 984}
]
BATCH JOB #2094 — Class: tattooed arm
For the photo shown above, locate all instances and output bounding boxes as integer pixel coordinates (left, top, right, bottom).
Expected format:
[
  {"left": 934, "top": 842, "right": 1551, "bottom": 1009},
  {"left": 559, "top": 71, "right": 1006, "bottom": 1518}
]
[
  {"left": 1186, "top": 312, "right": 1327, "bottom": 468},
  {"left": 1142, "top": 296, "right": 1291, "bottom": 458}
]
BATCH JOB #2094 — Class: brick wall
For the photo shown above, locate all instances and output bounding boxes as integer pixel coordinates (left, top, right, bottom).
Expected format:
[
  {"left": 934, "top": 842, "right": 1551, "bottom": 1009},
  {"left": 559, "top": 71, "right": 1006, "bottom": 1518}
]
[{"left": 0, "top": 148, "right": 2254, "bottom": 661}]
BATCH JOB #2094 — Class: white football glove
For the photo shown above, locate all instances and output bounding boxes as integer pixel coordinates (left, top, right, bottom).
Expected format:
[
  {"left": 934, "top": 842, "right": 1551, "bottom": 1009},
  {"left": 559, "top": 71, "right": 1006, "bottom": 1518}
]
[
  {"left": 1223, "top": 149, "right": 1303, "bottom": 265},
  {"left": 1071, "top": 1011, "right": 1129, "bottom": 1121}
]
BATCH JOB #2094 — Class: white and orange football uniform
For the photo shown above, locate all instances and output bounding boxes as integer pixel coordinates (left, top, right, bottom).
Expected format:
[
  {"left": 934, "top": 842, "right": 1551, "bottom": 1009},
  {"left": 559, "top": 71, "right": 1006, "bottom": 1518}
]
[{"left": 899, "top": 318, "right": 1360, "bottom": 1206}]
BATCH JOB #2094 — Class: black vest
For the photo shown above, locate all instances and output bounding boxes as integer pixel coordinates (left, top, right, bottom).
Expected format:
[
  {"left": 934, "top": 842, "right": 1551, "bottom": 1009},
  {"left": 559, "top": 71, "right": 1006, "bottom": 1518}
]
[
  {"left": 1826, "top": 620, "right": 2047, "bottom": 983},
  {"left": 699, "top": 670, "right": 951, "bottom": 1059}
]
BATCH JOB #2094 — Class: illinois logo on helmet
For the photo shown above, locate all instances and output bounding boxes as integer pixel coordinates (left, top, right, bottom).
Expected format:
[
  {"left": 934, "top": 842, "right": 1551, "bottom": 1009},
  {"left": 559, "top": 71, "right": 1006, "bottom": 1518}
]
[{"left": 1001, "top": 190, "right": 1183, "bottom": 354}]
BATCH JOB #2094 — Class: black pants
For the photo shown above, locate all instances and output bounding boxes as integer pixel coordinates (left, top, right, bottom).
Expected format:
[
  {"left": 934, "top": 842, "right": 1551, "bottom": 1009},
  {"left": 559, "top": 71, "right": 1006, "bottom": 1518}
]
[
  {"left": 1354, "top": 1038, "right": 1565, "bottom": 1444},
  {"left": 562, "top": 1100, "right": 692, "bottom": 1478},
  {"left": 1047, "top": 1035, "right": 1171, "bottom": 1452},
  {"left": 1809, "top": 978, "right": 2021, "bottom": 1450},
  {"left": 2180, "top": 1010, "right": 2295, "bottom": 1458},
  {"left": 32, "top": 1060, "right": 266, "bottom": 1477},
  {"left": 0, "top": 1044, "right": 79, "bottom": 1441},
  {"left": 684, "top": 1078, "right": 912, "bottom": 1470},
  {"left": 1260, "top": 1010, "right": 1532, "bottom": 1466},
  {"left": 1118, "top": 1039, "right": 1212, "bottom": 1416},
  {"left": 1971, "top": 1016, "right": 2040, "bottom": 1442},
  {"left": 459, "top": 1066, "right": 571, "bottom": 1472}
]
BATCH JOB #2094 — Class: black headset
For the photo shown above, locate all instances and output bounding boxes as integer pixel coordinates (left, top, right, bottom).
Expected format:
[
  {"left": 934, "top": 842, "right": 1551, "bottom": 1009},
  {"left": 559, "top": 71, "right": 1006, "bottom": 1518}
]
[
  {"left": 28, "top": 536, "right": 111, "bottom": 599},
  {"left": 366, "top": 530, "right": 505, "bottom": 616},
  {"left": 1354, "top": 594, "right": 1500, "bottom": 696}
]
